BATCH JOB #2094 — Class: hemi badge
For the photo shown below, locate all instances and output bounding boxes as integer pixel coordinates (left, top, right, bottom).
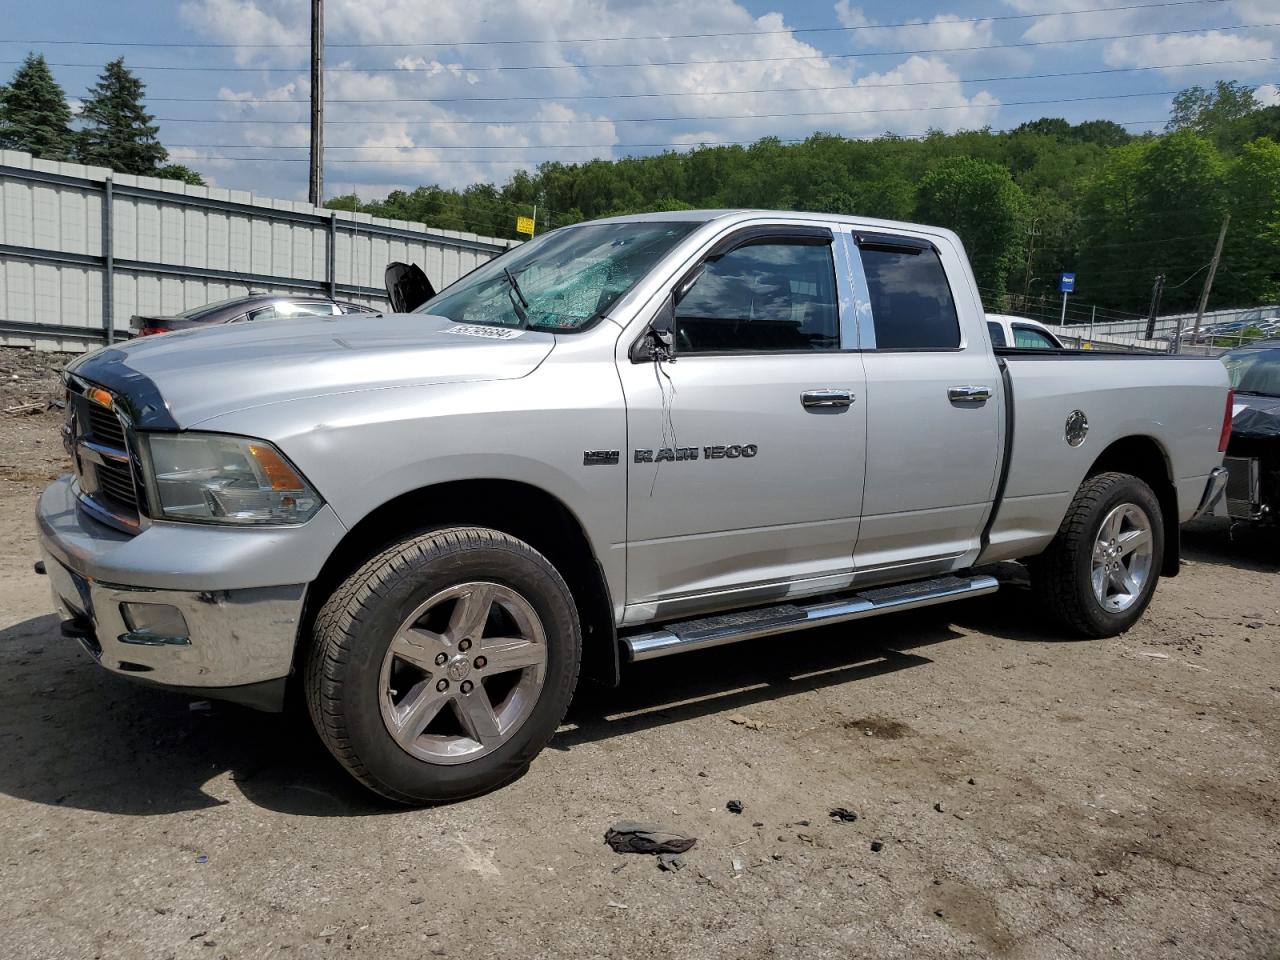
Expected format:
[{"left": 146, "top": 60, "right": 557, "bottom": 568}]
[{"left": 583, "top": 450, "right": 620, "bottom": 466}]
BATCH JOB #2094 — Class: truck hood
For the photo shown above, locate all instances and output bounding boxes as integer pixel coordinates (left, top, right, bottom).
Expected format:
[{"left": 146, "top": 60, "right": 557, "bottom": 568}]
[{"left": 67, "top": 313, "right": 555, "bottom": 429}]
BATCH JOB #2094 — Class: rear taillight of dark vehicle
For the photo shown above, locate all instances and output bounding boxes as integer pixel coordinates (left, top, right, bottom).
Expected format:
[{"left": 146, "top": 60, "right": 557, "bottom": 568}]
[
  {"left": 1219, "top": 389, "right": 1235, "bottom": 453},
  {"left": 137, "top": 324, "right": 170, "bottom": 336}
]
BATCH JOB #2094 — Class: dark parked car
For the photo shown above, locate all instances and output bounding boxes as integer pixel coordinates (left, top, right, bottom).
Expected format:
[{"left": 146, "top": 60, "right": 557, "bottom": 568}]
[
  {"left": 1219, "top": 339, "right": 1280, "bottom": 527},
  {"left": 131, "top": 295, "right": 379, "bottom": 336}
]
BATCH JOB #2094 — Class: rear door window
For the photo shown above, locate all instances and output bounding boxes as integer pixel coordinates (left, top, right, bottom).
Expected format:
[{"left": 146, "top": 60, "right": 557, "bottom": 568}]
[{"left": 857, "top": 236, "right": 960, "bottom": 350}]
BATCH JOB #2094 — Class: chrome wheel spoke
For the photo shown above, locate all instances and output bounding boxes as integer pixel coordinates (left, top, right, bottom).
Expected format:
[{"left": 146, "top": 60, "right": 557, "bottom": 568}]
[
  {"left": 1119, "top": 568, "right": 1140, "bottom": 596},
  {"left": 389, "top": 627, "right": 447, "bottom": 672},
  {"left": 448, "top": 584, "right": 496, "bottom": 643},
  {"left": 1104, "top": 510, "right": 1124, "bottom": 542},
  {"left": 390, "top": 681, "right": 449, "bottom": 746},
  {"left": 481, "top": 636, "right": 547, "bottom": 674},
  {"left": 1091, "top": 563, "right": 1108, "bottom": 597},
  {"left": 1117, "top": 528, "right": 1149, "bottom": 556},
  {"left": 454, "top": 688, "right": 502, "bottom": 746}
]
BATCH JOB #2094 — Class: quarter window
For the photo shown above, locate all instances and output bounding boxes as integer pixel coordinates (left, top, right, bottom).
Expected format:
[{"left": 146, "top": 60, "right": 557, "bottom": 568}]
[
  {"left": 859, "top": 242, "right": 960, "bottom": 350},
  {"left": 986, "top": 320, "right": 1007, "bottom": 347},
  {"left": 675, "top": 241, "right": 839, "bottom": 353}
]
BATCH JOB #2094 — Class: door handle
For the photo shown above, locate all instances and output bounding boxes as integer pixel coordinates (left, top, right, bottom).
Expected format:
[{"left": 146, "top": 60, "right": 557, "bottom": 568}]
[
  {"left": 802, "top": 389, "right": 853, "bottom": 409},
  {"left": 948, "top": 385, "right": 992, "bottom": 405}
]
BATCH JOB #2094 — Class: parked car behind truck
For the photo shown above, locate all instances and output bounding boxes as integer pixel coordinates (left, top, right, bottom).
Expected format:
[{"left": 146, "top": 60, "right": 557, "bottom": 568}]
[
  {"left": 38, "top": 211, "right": 1232, "bottom": 804},
  {"left": 1216, "top": 339, "right": 1280, "bottom": 527},
  {"left": 131, "top": 294, "right": 378, "bottom": 336}
]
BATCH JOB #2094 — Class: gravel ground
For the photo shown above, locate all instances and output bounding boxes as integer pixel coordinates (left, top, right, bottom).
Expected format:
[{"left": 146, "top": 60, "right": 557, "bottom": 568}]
[{"left": 0, "top": 346, "right": 1276, "bottom": 960}]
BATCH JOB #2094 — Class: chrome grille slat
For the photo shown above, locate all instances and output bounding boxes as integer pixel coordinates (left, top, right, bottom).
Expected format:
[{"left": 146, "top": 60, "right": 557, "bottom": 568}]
[
  {"left": 86, "top": 403, "right": 126, "bottom": 448},
  {"left": 65, "top": 381, "right": 143, "bottom": 534}
]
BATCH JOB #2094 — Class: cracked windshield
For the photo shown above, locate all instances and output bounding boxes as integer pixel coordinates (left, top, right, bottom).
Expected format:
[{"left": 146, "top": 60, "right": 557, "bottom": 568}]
[{"left": 417, "top": 220, "right": 700, "bottom": 330}]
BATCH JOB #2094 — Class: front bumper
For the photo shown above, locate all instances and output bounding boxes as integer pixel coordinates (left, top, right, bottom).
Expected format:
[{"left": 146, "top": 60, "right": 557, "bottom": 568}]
[{"left": 36, "top": 476, "right": 338, "bottom": 709}]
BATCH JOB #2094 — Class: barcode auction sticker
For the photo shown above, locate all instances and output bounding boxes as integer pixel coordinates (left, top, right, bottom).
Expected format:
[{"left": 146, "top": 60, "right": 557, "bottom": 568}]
[{"left": 445, "top": 323, "right": 524, "bottom": 340}]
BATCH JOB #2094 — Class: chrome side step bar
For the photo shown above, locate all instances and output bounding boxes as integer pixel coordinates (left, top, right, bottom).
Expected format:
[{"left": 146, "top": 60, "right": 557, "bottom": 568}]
[{"left": 621, "top": 573, "right": 999, "bottom": 662}]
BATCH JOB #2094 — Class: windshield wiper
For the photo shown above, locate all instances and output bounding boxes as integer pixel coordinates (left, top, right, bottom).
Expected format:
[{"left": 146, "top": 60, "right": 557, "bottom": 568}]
[{"left": 503, "top": 268, "right": 530, "bottom": 328}]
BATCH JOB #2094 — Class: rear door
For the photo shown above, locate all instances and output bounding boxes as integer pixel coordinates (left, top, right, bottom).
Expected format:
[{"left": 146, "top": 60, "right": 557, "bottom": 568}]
[
  {"left": 618, "top": 223, "right": 868, "bottom": 621},
  {"left": 848, "top": 230, "right": 1003, "bottom": 579}
]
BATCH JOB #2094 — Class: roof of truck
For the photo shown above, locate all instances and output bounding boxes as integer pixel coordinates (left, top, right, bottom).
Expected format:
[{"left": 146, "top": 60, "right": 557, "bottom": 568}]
[{"left": 589, "top": 208, "right": 962, "bottom": 241}]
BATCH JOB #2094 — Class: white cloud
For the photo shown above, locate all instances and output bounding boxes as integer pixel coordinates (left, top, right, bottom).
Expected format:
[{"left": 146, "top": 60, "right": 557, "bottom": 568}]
[
  {"left": 1102, "top": 30, "right": 1275, "bottom": 73},
  {"left": 176, "top": 0, "right": 1006, "bottom": 202},
  {"left": 1257, "top": 83, "right": 1280, "bottom": 106},
  {"left": 833, "top": 1, "right": 871, "bottom": 30}
]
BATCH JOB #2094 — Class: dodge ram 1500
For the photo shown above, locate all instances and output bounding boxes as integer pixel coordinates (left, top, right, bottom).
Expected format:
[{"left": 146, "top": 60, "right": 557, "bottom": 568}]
[{"left": 38, "top": 210, "right": 1232, "bottom": 803}]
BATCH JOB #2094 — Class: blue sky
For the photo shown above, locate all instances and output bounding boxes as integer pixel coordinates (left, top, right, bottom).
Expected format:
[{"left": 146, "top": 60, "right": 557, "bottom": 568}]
[{"left": 3, "top": 0, "right": 1277, "bottom": 209}]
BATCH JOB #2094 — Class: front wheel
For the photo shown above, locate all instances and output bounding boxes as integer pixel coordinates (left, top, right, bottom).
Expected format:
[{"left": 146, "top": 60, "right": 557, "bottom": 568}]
[
  {"left": 304, "top": 527, "right": 581, "bottom": 804},
  {"left": 1030, "top": 471, "right": 1164, "bottom": 638}
]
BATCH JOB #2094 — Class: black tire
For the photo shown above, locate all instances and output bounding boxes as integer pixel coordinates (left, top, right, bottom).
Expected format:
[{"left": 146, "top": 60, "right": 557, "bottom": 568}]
[
  {"left": 304, "top": 527, "right": 581, "bottom": 804},
  {"left": 1029, "top": 471, "right": 1165, "bottom": 638}
]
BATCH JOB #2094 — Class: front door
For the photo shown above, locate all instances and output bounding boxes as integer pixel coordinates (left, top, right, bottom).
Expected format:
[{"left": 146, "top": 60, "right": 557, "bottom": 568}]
[{"left": 618, "top": 226, "right": 868, "bottom": 623}]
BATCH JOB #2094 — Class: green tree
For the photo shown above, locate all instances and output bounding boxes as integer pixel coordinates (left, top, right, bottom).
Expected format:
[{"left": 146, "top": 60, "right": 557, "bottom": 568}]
[
  {"left": 914, "top": 156, "right": 1029, "bottom": 299},
  {"left": 155, "top": 163, "right": 205, "bottom": 185},
  {"left": 77, "top": 57, "right": 167, "bottom": 174},
  {"left": 1169, "top": 81, "right": 1260, "bottom": 137},
  {"left": 0, "top": 53, "right": 74, "bottom": 159},
  {"left": 1217, "top": 138, "right": 1280, "bottom": 306}
]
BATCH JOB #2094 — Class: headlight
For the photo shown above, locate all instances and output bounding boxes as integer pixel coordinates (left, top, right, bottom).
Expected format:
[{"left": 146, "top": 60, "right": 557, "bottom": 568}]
[{"left": 141, "top": 433, "right": 323, "bottom": 525}]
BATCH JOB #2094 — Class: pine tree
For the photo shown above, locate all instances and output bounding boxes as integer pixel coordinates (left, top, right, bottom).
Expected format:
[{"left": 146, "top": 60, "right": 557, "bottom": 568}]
[
  {"left": 77, "top": 57, "right": 167, "bottom": 174},
  {"left": 0, "top": 53, "right": 75, "bottom": 160}
]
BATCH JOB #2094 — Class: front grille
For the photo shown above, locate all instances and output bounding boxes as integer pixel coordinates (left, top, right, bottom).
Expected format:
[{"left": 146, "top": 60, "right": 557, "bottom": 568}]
[
  {"left": 66, "top": 378, "right": 143, "bottom": 533},
  {"left": 86, "top": 401, "right": 126, "bottom": 448},
  {"left": 94, "top": 457, "right": 138, "bottom": 507}
]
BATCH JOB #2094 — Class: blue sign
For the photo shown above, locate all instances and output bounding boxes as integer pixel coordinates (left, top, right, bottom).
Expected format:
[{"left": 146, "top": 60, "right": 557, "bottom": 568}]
[{"left": 1059, "top": 272, "right": 1076, "bottom": 294}]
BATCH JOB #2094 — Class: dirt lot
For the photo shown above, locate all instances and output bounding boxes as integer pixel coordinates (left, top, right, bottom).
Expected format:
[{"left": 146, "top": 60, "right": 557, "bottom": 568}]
[{"left": 0, "top": 346, "right": 1276, "bottom": 960}]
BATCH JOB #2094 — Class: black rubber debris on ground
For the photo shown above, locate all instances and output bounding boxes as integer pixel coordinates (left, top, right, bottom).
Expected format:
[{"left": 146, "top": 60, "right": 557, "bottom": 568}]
[
  {"left": 829, "top": 807, "right": 858, "bottom": 823},
  {"left": 604, "top": 822, "right": 697, "bottom": 855}
]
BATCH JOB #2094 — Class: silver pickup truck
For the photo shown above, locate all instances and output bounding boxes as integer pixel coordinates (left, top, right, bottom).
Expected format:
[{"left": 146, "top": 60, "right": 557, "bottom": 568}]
[{"left": 38, "top": 210, "right": 1232, "bottom": 803}]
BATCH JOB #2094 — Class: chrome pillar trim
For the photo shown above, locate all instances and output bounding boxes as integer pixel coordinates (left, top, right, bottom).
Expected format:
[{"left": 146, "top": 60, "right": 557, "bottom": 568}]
[
  {"left": 832, "top": 230, "right": 875, "bottom": 350},
  {"left": 622, "top": 574, "right": 999, "bottom": 662},
  {"left": 1192, "top": 466, "right": 1229, "bottom": 520}
]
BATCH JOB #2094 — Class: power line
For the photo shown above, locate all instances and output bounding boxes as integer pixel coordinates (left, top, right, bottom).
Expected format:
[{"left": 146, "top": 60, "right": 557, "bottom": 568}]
[
  {"left": 9, "top": 22, "right": 1274, "bottom": 74},
  {"left": 2, "top": 1, "right": 1230, "bottom": 48},
  {"left": 148, "top": 90, "right": 1186, "bottom": 126},
  {"left": 128, "top": 56, "right": 1280, "bottom": 106}
]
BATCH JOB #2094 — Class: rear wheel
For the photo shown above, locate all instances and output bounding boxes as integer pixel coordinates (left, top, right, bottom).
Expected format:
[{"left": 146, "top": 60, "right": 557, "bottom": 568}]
[
  {"left": 305, "top": 527, "right": 581, "bottom": 804},
  {"left": 1030, "top": 472, "right": 1164, "bottom": 638}
]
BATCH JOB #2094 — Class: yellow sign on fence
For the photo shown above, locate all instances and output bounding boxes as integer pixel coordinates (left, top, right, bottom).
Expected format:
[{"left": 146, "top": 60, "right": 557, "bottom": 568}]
[{"left": 516, "top": 215, "right": 536, "bottom": 236}]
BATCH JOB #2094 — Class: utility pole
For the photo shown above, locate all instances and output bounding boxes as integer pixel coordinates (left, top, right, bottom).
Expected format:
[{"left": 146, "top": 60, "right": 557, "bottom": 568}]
[
  {"left": 1192, "top": 214, "right": 1230, "bottom": 343},
  {"left": 1021, "top": 217, "right": 1040, "bottom": 310},
  {"left": 1145, "top": 274, "right": 1165, "bottom": 340},
  {"left": 308, "top": 0, "right": 324, "bottom": 207}
]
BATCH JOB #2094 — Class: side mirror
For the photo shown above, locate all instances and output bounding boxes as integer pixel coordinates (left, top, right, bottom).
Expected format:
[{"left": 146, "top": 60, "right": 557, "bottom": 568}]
[
  {"left": 629, "top": 293, "right": 676, "bottom": 363},
  {"left": 384, "top": 262, "right": 437, "bottom": 313}
]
